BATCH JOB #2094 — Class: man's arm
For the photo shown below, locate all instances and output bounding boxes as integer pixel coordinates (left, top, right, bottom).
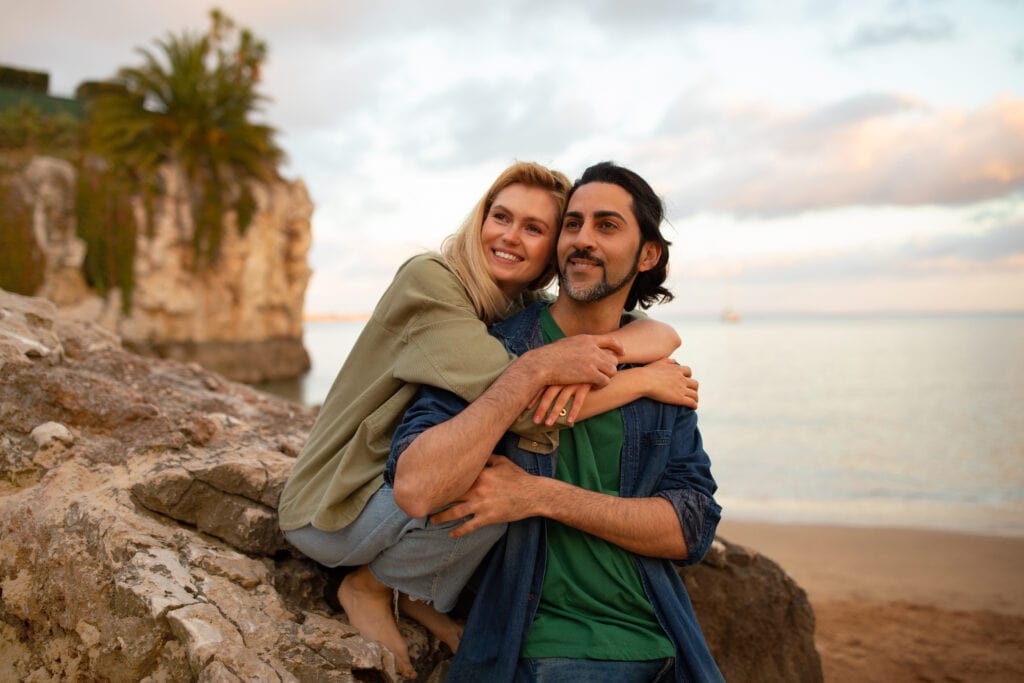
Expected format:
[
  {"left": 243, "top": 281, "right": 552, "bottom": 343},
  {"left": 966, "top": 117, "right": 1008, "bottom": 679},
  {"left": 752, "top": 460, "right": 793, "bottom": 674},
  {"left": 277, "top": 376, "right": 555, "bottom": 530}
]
[
  {"left": 431, "top": 455, "right": 688, "bottom": 559},
  {"left": 431, "top": 408, "right": 720, "bottom": 564},
  {"left": 392, "top": 334, "right": 623, "bottom": 518}
]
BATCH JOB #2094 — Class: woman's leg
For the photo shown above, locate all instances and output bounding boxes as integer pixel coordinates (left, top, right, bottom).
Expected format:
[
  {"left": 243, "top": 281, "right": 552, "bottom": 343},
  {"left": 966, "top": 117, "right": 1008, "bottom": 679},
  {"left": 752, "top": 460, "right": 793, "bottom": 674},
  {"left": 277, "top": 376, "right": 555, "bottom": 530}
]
[{"left": 282, "top": 486, "right": 506, "bottom": 668}]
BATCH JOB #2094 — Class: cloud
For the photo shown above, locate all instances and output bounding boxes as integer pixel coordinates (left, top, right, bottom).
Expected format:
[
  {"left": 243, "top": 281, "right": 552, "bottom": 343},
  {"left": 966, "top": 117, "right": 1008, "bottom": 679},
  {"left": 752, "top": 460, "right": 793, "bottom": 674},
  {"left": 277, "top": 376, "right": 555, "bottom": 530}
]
[
  {"left": 651, "top": 93, "right": 1024, "bottom": 217},
  {"left": 392, "top": 76, "right": 598, "bottom": 168},
  {"left": 1013, "top": 39, "right": 1024, "bottom": 63},
  {"left": 842, "top": 15, "right": 956, "bottom": 51},
  {"left": 685, "top": 219, "right": 1024, "bottom": 286}
]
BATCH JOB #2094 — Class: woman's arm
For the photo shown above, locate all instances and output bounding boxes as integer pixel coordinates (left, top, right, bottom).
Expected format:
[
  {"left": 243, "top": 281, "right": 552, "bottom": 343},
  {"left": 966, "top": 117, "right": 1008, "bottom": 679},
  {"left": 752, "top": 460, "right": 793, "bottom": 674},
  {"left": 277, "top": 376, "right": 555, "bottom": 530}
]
[
  {"left": 610, "top": 318, "right": 680, "bottom": 364},
  {"left": 533, "top": 359, "right": 698, "bottom": 425}
]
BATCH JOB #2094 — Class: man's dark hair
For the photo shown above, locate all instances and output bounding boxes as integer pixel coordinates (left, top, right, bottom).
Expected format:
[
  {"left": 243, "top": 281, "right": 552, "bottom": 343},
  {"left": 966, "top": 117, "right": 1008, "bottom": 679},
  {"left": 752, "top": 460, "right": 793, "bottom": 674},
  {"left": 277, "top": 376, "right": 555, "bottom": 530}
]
[{"left": 568, "top": 161, "right": 674, "bottom": 310}]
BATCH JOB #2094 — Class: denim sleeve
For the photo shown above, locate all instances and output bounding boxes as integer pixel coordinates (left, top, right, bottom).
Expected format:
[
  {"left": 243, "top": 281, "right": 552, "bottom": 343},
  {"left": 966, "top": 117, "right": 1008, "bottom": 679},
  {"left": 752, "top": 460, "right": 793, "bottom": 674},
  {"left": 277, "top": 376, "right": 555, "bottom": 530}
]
[
  {"left": 654, "top": 409, "right": 722, "bottom": 567},
  {"left": 384, "top": 384, "right": 469, "bottom": 485}
]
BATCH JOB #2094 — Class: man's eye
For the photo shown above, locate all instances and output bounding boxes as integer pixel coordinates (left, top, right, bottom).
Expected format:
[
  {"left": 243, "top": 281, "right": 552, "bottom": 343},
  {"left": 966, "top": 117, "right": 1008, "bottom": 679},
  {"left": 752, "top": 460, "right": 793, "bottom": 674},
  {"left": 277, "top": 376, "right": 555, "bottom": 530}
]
[{"left": 563, "top": 221, "right": 580, "bottom": 231}]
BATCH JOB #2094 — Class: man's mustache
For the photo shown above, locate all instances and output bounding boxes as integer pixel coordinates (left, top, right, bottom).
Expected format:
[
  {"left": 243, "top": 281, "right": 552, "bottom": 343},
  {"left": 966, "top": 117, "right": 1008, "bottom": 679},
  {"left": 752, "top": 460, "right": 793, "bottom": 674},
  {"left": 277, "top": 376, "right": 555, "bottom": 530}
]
[{"left": 562, "top": 249, "right": 605, "bottom": 268}]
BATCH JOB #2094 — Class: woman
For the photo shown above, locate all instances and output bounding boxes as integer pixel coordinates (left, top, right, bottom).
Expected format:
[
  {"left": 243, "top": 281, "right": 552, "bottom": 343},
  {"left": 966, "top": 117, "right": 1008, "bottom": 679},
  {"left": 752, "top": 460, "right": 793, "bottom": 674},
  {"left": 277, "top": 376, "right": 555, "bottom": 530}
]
[{"left": 278, "top": 162, "right": 696, "bottom": 677}]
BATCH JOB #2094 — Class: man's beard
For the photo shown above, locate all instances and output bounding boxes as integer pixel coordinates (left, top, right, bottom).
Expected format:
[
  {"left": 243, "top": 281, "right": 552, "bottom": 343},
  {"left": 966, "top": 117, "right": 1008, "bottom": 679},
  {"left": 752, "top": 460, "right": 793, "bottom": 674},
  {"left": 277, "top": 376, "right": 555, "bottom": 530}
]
[{"left": 558, "top": 248, "right": 640, "bottom": 303}]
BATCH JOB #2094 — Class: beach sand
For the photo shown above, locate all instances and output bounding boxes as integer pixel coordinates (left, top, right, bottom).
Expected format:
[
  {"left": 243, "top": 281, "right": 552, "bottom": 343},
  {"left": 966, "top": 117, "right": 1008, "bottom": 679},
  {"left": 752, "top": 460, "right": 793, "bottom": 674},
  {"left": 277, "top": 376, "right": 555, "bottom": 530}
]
[{"left": 717, "top": 521, "right": 1024, "bottom": 682}]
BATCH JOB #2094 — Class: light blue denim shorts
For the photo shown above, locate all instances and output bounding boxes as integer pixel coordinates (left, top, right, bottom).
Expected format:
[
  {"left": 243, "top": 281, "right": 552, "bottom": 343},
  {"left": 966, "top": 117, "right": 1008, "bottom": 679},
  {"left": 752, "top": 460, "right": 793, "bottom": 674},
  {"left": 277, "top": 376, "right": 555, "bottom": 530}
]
[{"left": 283, "top": 485, "right": 506, "bottom": 613}]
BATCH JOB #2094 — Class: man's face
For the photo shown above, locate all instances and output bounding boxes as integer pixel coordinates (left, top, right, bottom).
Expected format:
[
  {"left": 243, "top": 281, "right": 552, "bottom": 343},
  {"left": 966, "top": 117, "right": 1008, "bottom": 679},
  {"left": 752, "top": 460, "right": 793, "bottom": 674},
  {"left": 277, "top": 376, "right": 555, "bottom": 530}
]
[{"left": 557, "top": 182, "right": 658, "bottom": 304}]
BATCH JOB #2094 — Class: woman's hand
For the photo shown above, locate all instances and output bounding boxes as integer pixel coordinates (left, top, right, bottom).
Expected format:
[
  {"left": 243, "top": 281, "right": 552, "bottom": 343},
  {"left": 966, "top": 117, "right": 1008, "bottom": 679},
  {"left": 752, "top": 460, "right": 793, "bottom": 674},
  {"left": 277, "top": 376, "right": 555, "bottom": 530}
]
[
  {"left": 640, "top": 358, "right": 699, "bottom": 409},
  {"left": 531, "top": 383, "right": 593, "bottom": 426}
]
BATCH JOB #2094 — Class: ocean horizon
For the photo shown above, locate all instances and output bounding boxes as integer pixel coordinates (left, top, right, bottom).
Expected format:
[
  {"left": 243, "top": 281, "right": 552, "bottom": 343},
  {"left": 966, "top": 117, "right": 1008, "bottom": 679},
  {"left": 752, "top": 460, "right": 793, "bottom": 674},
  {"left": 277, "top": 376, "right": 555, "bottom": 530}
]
[{"left": 255, "top": 311, "right": 1024, "bottom": 539}]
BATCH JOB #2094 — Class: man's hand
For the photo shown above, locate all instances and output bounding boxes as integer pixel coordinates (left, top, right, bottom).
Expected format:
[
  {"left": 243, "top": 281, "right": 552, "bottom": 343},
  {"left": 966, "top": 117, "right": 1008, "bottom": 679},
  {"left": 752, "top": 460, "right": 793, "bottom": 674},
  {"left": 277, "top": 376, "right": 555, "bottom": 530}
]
[
  {"left": 430, "top": 455, "right": 539, "bottom": 537},
  {"left": 523, "top": 334, "right": 622, "bottom": 388},
  {"left": 431, "top": 454, "right": 688, "bottom": 559},
  {"left": 640, "top": 359, "right": 699, "bottom": 409}
]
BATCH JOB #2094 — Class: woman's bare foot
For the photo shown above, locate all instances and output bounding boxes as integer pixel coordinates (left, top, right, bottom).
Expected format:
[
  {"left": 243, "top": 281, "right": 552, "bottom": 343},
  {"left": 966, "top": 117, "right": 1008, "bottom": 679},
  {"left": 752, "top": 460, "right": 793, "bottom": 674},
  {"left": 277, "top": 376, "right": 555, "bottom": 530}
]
[
  {"left": 338, "top": 566, "right": 416, "bottom": 678},
  {"left": 398, "top": 594, "right": 464, "bottom": 653}
]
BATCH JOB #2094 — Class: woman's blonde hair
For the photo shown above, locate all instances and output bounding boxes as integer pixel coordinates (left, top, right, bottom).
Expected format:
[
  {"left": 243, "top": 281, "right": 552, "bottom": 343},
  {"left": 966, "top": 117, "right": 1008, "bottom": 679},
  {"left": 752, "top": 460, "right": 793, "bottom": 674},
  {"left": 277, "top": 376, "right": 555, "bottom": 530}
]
[{"left": 441, "top": 161, "right": 571, "bottom": 324}]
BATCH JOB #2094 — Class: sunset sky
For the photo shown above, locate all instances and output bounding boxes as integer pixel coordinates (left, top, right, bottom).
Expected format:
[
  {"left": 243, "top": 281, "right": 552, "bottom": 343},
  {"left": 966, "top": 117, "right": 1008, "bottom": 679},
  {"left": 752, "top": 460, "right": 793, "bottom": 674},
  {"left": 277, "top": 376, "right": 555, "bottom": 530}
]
[{"left": 4, "top": 0, "right": 1023, "bottom": 315}]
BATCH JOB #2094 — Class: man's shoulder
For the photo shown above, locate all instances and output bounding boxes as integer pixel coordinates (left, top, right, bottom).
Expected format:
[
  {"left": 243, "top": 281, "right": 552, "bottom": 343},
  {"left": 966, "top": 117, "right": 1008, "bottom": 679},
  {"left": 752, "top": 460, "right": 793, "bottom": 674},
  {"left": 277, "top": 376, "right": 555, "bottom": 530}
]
[
  {"left": 627, "top": 397, "right": 699, "bottom": 433},
  {"left": 489, "top": 301, "right": 546, "bottom": 341}
]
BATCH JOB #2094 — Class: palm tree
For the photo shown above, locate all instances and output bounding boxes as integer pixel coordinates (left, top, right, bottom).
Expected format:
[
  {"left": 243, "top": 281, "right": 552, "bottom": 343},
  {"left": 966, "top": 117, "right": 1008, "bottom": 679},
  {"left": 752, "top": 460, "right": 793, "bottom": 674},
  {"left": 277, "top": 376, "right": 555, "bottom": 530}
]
[{"left": 85, "top": 9, "right": 283, "bottom": 264}]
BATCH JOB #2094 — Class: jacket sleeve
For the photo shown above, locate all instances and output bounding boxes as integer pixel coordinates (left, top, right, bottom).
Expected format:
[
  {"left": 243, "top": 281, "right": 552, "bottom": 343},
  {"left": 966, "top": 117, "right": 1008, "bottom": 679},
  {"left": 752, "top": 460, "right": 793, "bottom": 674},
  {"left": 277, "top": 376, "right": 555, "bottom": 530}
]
[
  {"left": 381, "top": 255, "right": 559, "bottom": 452},
  {"left": 385, "top": 384, "right": 468, "bottom": 485},
  {"left": 653, "top": 409, "right": 722, "bottom": 566}
]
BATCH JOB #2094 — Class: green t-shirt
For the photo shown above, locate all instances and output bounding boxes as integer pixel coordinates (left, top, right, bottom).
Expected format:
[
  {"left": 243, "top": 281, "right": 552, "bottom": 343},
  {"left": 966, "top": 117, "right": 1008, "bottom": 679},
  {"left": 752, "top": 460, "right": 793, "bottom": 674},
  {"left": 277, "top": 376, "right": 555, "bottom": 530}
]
[{"left": 522, "top": 306, "right": 674, "bottom": 661}]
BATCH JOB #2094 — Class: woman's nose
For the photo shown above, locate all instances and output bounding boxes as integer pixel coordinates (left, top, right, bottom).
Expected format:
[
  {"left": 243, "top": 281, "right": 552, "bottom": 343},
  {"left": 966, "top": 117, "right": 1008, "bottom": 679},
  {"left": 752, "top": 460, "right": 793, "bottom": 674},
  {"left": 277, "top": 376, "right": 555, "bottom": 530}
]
[{"left": 501, "top": 225, "right": 522, "bottom": 244}]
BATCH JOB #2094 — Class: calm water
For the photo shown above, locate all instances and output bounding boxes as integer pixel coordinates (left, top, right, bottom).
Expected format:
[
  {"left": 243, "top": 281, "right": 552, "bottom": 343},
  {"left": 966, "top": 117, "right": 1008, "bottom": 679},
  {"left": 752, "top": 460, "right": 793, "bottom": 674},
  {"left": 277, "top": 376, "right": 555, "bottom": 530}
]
[{"left": 257, "top": 313, "right": 1024, "bottom": 537}]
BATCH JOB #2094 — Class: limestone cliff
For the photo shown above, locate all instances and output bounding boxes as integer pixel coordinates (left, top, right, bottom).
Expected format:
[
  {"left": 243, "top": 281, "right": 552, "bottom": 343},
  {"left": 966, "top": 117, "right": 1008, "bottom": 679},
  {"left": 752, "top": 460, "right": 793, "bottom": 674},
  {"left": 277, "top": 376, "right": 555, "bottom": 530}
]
[
  {"left": 0, "top": 290, "right": 822, "bottom": 682},
  {"left": 10, "top": 155, "right": 312, "bottom": 383}
]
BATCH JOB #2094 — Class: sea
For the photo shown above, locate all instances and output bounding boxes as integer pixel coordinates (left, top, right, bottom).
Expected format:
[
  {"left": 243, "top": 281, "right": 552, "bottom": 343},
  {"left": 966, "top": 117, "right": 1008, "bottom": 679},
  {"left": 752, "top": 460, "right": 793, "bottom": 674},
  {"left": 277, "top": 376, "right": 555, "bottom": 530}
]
[{"left": 255, "top": 313, "right": 1024, "bottom": 538}]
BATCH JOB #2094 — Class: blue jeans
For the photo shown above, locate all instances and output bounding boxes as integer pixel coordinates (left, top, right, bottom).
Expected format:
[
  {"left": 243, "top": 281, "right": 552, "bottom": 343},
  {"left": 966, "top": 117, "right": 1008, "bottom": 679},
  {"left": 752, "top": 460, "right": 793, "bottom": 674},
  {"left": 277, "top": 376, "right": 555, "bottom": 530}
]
[
  {"left": 514, "top": 657, "right": 675, "bottom": 682},
  {"left": 283, "top": 485, "right": 507, "bottom": 612}
]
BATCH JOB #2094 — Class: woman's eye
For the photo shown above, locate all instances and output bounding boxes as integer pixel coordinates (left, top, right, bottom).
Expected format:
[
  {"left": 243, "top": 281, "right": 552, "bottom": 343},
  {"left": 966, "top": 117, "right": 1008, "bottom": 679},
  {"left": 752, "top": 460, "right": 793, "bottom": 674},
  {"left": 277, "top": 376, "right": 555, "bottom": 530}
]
[
  {"left": 493, "top": 212, "right": 509, "bottom": 222},
  {"left": 526, "top": 224, "right": 544, "bottom": 234}
]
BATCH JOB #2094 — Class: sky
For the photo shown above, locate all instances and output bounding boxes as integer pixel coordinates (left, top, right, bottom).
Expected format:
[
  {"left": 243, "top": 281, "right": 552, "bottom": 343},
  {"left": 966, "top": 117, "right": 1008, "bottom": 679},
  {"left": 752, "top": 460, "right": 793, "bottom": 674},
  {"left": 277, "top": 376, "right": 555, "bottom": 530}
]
[{"left": 3, "top": 0, "right": 1023, "bottom": 315}]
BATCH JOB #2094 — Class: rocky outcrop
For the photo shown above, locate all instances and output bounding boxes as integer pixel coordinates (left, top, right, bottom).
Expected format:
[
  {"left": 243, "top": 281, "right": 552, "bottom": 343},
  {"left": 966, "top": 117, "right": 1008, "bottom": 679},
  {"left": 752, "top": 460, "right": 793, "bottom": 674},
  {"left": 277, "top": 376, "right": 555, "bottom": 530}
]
[
  {"left": 10, "top": 155, "right": 312, "bottom": 383},
  {"left": 684, "top": 537, "right": 824, "bottom": 681},
  {"left": 0, "top": 289, "right": 822, "bottom": 682}
]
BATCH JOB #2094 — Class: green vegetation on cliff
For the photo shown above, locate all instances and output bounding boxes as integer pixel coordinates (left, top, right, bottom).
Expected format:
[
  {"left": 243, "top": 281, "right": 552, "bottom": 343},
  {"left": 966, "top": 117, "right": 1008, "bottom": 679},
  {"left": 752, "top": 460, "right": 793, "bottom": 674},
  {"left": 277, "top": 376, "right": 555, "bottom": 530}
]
[
  {"left": 87, "top": 8, "right": 282, "bottom": 267},
  {"left": 0, "top": 9, "right": 282, "bottom": 304}
]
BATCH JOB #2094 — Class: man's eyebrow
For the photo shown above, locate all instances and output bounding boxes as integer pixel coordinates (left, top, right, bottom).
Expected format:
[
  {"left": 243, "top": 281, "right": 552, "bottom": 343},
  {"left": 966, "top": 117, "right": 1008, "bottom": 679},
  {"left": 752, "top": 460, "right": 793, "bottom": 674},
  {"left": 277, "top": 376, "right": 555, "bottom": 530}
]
[{"left": 563, "top": 209, "right": 627, "bottom": 222}]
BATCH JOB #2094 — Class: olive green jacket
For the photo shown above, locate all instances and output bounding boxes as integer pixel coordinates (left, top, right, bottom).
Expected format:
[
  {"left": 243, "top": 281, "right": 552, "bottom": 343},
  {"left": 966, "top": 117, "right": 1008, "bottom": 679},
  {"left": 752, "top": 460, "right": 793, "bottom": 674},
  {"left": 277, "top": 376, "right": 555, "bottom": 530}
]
[{"left": 278, "top": 253, "right": 559, "bottom": 532}]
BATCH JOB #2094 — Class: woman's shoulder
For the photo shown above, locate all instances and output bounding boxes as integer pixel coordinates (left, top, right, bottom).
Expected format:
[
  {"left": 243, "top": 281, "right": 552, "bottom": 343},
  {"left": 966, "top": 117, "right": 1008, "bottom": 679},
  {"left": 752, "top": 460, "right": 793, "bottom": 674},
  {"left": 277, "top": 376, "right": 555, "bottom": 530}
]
[
  {"left": 393, "top": 252, "right": 459, "bottom": 288},
  {"left": 377, "top": 252, "right": 473, "bottom": 314}
]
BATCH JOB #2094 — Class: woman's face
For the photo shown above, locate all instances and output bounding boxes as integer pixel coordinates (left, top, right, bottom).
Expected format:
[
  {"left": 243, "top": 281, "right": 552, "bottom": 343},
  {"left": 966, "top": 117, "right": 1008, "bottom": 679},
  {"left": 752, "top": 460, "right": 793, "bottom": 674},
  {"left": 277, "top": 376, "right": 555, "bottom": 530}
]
[{"left": 480, "top": 183, "right": 559, "bottom": 297}]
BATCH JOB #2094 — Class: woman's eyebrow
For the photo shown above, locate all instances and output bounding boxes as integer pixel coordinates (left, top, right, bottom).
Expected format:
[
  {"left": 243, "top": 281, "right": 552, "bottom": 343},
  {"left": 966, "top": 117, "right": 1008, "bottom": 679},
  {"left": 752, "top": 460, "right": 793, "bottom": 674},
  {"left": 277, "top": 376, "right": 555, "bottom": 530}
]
[{"left": 495, "top": 203, "right": 551, "bottom": 228}]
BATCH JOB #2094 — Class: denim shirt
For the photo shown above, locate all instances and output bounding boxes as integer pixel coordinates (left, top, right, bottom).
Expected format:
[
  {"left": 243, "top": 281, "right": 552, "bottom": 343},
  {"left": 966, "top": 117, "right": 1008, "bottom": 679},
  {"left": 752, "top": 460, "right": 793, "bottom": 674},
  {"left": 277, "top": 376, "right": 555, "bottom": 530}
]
[{"left": 388, "top": 303, "right": 724, "bottom": 682}]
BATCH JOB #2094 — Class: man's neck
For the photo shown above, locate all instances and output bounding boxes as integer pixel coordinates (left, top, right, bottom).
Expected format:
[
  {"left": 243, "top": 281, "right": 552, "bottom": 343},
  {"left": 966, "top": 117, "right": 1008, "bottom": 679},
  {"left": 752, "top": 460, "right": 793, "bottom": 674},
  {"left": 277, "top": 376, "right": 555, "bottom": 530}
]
[{"left": 548, "top": 291, "right": 630, "bottom": 336}]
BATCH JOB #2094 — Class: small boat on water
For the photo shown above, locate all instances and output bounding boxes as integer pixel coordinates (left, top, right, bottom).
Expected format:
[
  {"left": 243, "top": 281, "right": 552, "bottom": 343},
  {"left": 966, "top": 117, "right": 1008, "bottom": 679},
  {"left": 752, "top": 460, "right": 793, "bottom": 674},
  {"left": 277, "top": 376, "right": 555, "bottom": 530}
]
[{"left": 721, "top": 308, "right": 741, "bottom": 323}]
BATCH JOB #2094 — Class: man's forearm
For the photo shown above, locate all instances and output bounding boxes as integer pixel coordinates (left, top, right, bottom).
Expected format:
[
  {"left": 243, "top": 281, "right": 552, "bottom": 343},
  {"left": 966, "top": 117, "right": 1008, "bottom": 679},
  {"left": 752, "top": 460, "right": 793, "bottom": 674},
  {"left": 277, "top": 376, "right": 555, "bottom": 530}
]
[
  {"left": 530, "top": 477, "right": 688, "bottom": 560},
  {"left": 393, "top": 357, "right": 545, "bottom": 518},
  {"left": 393, "top": 333, "right": 625, "bottom": 518}
]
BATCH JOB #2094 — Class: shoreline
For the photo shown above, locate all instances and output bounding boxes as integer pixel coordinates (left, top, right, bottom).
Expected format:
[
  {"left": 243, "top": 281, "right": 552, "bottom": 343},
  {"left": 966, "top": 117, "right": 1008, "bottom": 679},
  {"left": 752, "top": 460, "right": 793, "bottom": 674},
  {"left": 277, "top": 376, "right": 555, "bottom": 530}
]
[
  {"left": 716, "top": 519, "right": 1024, "bottom": 681},
  {"left": 716, "top": 519, "right": 1024, "bottom": 615}
]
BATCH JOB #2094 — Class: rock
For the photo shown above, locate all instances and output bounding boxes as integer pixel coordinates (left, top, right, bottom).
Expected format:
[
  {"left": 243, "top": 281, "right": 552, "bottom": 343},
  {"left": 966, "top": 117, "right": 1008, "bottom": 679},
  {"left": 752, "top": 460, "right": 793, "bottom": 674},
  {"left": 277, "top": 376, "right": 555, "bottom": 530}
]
[
  {"left": 0, "top": 291, "right": 64, "bottom": 369},
  {"left": 30, "top": 421, "right": 75, "bottom": 448},
  {"left": 682, "top": 536, "right": 824, "bottom": 682},
  {"left": 9, "top": 156, "right": 312, "bottom": 382},
  {"left": 0, "top": 291, "right": 822, "bottom": 681}
]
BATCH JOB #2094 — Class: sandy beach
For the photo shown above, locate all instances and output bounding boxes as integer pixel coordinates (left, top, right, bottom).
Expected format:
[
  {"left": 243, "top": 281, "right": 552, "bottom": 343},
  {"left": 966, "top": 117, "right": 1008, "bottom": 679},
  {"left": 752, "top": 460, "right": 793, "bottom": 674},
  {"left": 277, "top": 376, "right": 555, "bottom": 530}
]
[{"left": 717, "top": 520, "right": 1024, "bottom": 682}]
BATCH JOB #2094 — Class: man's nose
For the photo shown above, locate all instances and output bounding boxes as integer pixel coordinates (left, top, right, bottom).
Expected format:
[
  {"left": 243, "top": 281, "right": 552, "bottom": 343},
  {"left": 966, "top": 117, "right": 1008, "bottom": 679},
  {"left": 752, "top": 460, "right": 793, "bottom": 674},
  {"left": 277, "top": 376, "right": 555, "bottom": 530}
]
[{"left": 572, "top": 222, "right": 597, "bottom": 249}]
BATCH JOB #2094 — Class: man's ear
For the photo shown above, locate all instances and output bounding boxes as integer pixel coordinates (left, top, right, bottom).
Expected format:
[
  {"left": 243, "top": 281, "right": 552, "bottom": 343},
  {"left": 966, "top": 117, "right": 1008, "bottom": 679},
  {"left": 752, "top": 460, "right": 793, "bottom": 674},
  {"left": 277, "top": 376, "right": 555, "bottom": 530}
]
[{"left": 637, "top": 241, "right": 662, "bottom": 273}]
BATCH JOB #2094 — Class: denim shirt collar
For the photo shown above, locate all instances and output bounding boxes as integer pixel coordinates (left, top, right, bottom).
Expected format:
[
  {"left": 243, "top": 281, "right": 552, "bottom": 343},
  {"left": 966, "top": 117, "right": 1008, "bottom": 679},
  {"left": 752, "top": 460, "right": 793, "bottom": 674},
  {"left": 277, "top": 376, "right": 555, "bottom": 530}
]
[{"left": 490, "top": 301, "right": 547, "bottom": 356}]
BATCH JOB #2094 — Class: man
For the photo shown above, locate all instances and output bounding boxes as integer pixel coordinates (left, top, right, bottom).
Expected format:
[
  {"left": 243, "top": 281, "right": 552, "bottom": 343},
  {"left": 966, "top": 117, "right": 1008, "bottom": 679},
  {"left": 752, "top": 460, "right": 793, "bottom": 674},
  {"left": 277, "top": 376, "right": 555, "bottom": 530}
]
[{"left": 389, "top": 162, "right": 722, "bottom": 682}]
